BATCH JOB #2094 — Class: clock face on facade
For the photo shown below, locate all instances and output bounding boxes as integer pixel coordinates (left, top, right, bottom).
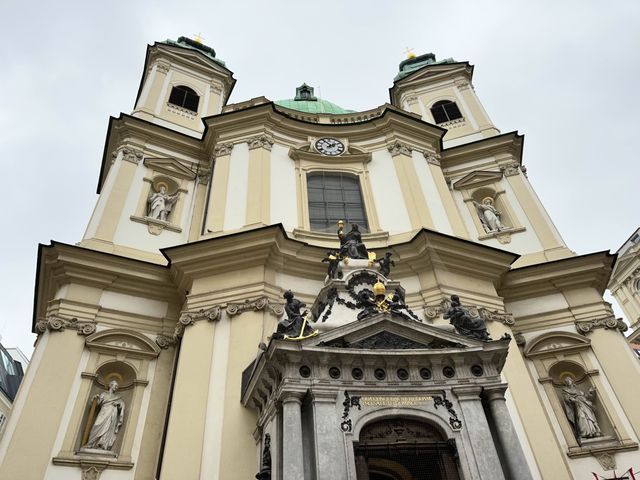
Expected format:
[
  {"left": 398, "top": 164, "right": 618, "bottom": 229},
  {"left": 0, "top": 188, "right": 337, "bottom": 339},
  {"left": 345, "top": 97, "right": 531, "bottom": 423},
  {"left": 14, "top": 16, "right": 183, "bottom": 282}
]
[{"left": 315, "top": 138, "right": 345, "bottom": 156}]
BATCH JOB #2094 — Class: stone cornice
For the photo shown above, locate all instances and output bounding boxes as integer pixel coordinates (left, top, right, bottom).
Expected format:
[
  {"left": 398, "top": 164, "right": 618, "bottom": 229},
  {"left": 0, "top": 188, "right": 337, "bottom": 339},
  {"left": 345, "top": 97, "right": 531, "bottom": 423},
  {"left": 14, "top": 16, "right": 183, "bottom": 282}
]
[
  {"left": 202, "top": 102, "right": 445, "bottom": 155},
  {"left": 499, "top": 251, "right": 615, "bottom": 300},
  {"left": 575, "top": 315, "right": 628, "bottom": 335},
  {"left": 390, "top": 61, "right": 474, "bottom": 106},
  {"left": 98, "top": 113, "right": 206, "bottom": 193},
  {"left": 35, "top": 316, "right": 97, "bottom": 336},
  {"left": 33, "top": 241, "right": 181, "bottom": 334},
  {"left": 441, "top": 131, "right": 523, "bottom": 168},
  {"left": 163, "top": 224, "right": 518, "bottom": 295}
]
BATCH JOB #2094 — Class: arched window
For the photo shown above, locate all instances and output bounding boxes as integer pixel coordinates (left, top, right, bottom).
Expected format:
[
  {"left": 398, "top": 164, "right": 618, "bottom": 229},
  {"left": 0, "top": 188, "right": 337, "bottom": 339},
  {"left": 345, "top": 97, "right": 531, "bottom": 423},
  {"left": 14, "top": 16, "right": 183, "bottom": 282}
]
[
  {"left": 307, "top": 172, "right": 368, "bottom": 232},
  {"left": 430, "top": 100, "right": 463, "bottom": 124},
  {"left": 168, "top": 85, "right": 199, "bottom": 112}
]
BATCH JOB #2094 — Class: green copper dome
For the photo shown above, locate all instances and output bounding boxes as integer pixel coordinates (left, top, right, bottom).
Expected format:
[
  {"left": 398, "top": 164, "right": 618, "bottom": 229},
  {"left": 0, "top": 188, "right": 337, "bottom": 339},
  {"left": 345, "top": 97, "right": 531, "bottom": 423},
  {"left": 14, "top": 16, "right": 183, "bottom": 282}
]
[{"left": 275, "top": 84, "right": 354, "bottom": 114}]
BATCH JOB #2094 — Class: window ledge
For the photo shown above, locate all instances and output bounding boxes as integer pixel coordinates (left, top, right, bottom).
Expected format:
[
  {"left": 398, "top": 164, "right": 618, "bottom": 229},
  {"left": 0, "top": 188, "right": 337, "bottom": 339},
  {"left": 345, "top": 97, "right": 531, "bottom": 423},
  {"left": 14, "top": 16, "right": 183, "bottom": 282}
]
[
  {"left": 166, "top": 102, "right": 197, "bottom": 119},
  {"left": 438, "top": 118, "right": 466, "bottom": 129},
  {"left": 292, "top": 228, "right": 389, "bottom": 246}
]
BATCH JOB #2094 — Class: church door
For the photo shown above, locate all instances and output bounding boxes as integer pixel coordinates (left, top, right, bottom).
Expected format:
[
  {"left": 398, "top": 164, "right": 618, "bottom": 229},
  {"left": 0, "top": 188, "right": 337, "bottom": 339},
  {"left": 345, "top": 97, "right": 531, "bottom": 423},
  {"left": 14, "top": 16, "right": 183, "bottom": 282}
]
[{"left": 354, "top": 418, "right": 460, "bottom": 480}]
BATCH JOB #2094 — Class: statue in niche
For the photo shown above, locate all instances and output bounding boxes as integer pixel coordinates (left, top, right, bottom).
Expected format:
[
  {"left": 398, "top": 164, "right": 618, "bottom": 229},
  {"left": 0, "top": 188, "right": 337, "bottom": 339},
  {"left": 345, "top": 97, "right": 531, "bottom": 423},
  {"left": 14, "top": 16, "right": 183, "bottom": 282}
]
[
  {"left": 273, "top": 290, "right": 317, "bottom": 340},
  {"left": 561, "top": 376, "right": 602, "bottom": 442},
  {"left": 82, "top": 380, "right": 125, "bottom": 452},
  {"left": 473, "top": 197, "right": 505, "bottom": 233},
  {"left": 375, "top": 252, "right": 395, "bottom": 277},
  {"left": 255, "top": 433, "right": 271, "bottom": 479},
  {"left": 147, "top": 184, "right": 179, "bottom": 222},
  {"left": 339, "top": 224, "right": 369, "bottom": 260},
  {"left": 443, "top": 295, "right": 491, "bottom": 341},
  {"left": 321, "top": 250, "right": 340, "bottom": 280}
]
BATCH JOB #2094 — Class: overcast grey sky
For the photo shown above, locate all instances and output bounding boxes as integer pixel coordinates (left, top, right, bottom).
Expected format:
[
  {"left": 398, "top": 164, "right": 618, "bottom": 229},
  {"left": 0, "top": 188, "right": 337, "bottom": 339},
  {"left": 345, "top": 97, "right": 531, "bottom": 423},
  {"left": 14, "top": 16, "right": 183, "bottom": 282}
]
[{"left": 1, "top": 1, "right": 638, "bottom": 355}]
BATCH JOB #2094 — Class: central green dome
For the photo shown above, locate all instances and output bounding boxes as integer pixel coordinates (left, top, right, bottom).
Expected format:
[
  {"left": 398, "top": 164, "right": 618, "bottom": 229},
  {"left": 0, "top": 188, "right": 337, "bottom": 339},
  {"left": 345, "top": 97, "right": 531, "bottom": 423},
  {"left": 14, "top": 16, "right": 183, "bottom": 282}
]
[{"left": 275, "top": 84, "right": 354, "bottom": 115}]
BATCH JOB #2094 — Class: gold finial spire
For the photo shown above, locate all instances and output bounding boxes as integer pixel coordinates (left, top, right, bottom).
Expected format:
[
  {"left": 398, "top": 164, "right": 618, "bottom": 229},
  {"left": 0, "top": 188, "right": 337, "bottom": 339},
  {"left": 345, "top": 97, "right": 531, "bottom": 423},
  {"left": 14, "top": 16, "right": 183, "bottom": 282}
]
[
  {"left": 194, "top": 32, "right": 205, "bottom": 44},
  {"left": 404, "top": 46, "right": 416, "bottom": 59}
]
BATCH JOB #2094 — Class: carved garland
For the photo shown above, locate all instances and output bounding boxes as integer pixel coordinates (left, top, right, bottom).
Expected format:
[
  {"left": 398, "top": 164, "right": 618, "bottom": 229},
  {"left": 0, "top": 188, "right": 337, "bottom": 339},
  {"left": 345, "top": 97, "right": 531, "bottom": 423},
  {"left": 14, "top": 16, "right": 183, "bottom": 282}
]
[
  {"left": 424, "top": 299, "right": 515, "bottom": 326},
  {"left": 576, "top": 316, "right": 627, "bottom": 335},
  {"left": 340, "top": 390, "right": 362, "bottom": 432},
  {"left": 247, "top": 134, "right": 274, "bottom": 151},
  {"left": 213, "top": 143, "right": 234, "bottom": 157},
  {"left": 36, "top": 316, "right": 97, "bottom": 336},
  {"left": 227, "top": 297, "right": 284, "bottom": 317},
  {"left": 433, "top": 392, "right": 462, "bottom": 429},
  {"left": 387, "top": 140, "right": 412, "bottom": 157},
  {"left": 155, "top": 298, "right": 285, "bottom": 348}
]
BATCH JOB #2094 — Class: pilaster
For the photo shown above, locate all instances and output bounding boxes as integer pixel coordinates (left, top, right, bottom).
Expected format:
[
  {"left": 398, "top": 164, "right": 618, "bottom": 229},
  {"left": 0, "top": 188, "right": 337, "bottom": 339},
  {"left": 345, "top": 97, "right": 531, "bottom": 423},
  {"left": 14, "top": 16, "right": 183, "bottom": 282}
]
[
  {"left": 205, "top": 143, "right": 233, "bottom": 233},
  {"left": 159, "top": 313, "right": 218, "bottom": 480},
  {"left": 245, "top": 135, "right": 273, "bottom": 227},
  {"left": 388, "top": 141, "right": 435, "bottom": 230}
]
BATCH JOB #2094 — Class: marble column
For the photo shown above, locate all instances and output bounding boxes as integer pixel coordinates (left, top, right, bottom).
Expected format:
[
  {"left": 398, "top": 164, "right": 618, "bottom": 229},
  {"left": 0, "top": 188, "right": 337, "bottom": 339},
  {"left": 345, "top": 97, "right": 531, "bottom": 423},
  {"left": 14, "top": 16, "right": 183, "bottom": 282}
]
[
  {"left": 484, "top": 385, "right": 534, "bottom": 480},
  {"left": 453, "top": 386, "right": 505, "bottom": 480},
  {"left": 311, "top": 390, "right": 346, "bottom": 479},
  {"left": 282, "top": 392, "right": 305, "bottom": 480}
]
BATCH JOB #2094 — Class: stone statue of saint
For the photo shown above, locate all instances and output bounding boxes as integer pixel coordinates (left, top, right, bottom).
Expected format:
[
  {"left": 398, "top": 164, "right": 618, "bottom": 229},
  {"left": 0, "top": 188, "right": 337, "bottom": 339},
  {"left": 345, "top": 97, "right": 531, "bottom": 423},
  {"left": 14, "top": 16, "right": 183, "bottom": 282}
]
[
  {"left": 443, "top": 295, "right": 491, "bottom": 340},
  {"left": 83, "top": 380, "right": 125, "bottom": 451},
  {"left": 147, "top": 185, "right": 179, "bottom": 222},
  {"left": 473, "top": 197, "right": 505, "bottom": 233},
  {"left": 561, "top": 376, "right": 602, "bottom": 441},
  {"left": 274, "top": 290, "right": 316, "bottom": 339},
  {"left": 339, "top": 224, "right": 369, "bottom": 259}
]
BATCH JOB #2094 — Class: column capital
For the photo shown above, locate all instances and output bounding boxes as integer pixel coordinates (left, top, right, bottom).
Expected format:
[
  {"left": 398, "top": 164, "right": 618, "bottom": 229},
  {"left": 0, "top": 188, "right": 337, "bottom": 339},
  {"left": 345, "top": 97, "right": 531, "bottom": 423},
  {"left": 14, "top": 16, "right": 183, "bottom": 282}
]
[
  {"left": 452, "top": 385, "right": 483, "bottom": 401},
  {"left": 281, "top": 390, "right": 306, "bottom": 405},
  {"left": 309, "top": 389, "right": 338, "bottom": 403},
  {"left": 483, "top": 384, "right": 509, "bottom": 402}
]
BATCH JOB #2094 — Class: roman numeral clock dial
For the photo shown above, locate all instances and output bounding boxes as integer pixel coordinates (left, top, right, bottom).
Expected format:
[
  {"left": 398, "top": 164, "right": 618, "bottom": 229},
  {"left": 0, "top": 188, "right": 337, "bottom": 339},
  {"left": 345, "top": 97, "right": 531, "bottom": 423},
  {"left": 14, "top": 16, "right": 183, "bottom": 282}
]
[{"left": 315, "top": 137, "right": 345, "bottom": 156}]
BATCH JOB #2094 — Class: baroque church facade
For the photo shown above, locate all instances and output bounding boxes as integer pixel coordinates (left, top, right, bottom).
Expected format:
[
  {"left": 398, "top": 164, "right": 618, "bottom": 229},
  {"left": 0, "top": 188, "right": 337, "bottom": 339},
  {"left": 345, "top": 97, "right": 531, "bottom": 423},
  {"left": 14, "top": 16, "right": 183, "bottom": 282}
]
[{"left": 0, "top": 37, "right": 639, "bottom": 480}]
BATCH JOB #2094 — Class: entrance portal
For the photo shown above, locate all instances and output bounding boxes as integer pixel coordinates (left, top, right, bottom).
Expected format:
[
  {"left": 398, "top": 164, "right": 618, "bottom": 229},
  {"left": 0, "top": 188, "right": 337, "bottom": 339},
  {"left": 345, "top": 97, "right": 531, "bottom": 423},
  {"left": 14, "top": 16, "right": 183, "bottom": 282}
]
[{"left": 354, "top": 418, "right": 460, "bottom": 480}]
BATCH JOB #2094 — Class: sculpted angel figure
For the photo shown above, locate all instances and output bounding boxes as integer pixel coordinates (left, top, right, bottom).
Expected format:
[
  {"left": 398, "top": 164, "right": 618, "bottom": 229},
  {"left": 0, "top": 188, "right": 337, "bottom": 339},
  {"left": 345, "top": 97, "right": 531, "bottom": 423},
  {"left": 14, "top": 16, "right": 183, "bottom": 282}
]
[
  {"left": 561, "top": 376, "right": 601, "bottom": 441},
  {"left": 473, "top": 197, "right": 505, "bottom": 233},
  {"left": 83, "top": 380, "right": 125, "bottom": 451},
  {"left": 147, "top": 185, "right": 179, "bottom": 222}
]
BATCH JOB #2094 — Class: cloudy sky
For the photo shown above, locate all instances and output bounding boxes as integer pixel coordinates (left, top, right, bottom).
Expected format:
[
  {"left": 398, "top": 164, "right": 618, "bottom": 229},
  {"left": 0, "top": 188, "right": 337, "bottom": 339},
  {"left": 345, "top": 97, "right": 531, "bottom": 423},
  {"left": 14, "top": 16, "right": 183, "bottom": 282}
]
[{"left": 1, "top": 1, "right": 638, "bottom": 356}]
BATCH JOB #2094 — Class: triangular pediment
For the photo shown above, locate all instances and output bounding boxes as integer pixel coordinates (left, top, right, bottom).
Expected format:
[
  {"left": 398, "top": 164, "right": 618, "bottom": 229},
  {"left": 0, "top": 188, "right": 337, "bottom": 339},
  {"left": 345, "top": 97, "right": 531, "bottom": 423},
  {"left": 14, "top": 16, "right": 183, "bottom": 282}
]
[
  {"left": 143, "top": 157, "right": 197, "bottom": 180},
  {"left": 453, "top": 170, "right": 503, "bottom": 190},
  {"left": 305, "top": 313, "right": 479, "bottom": 351}
]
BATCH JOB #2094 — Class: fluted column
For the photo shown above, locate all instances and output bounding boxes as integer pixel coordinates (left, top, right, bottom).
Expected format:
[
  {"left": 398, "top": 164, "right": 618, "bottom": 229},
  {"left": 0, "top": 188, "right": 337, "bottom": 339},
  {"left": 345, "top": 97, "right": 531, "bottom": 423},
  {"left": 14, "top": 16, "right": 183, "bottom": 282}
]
[
  {"left": 453, "top": 386, "right": 505, "bottom": 480},
  {"left": 282, "top": 392, "right": 305, "bottom": 480},
  {"left": 484, "top": 385, "right": 534, "bottom": 480}
]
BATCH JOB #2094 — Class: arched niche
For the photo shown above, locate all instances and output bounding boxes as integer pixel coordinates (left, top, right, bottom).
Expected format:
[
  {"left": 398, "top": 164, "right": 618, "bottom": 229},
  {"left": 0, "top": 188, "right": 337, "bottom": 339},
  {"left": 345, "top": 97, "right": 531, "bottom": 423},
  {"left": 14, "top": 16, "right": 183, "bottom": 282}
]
[
  {"left": 523, "top": 331, "right": 636, "bottom": 455},
  {"left": 52, "top": 329, "right": 161, "bottom": 472}
]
